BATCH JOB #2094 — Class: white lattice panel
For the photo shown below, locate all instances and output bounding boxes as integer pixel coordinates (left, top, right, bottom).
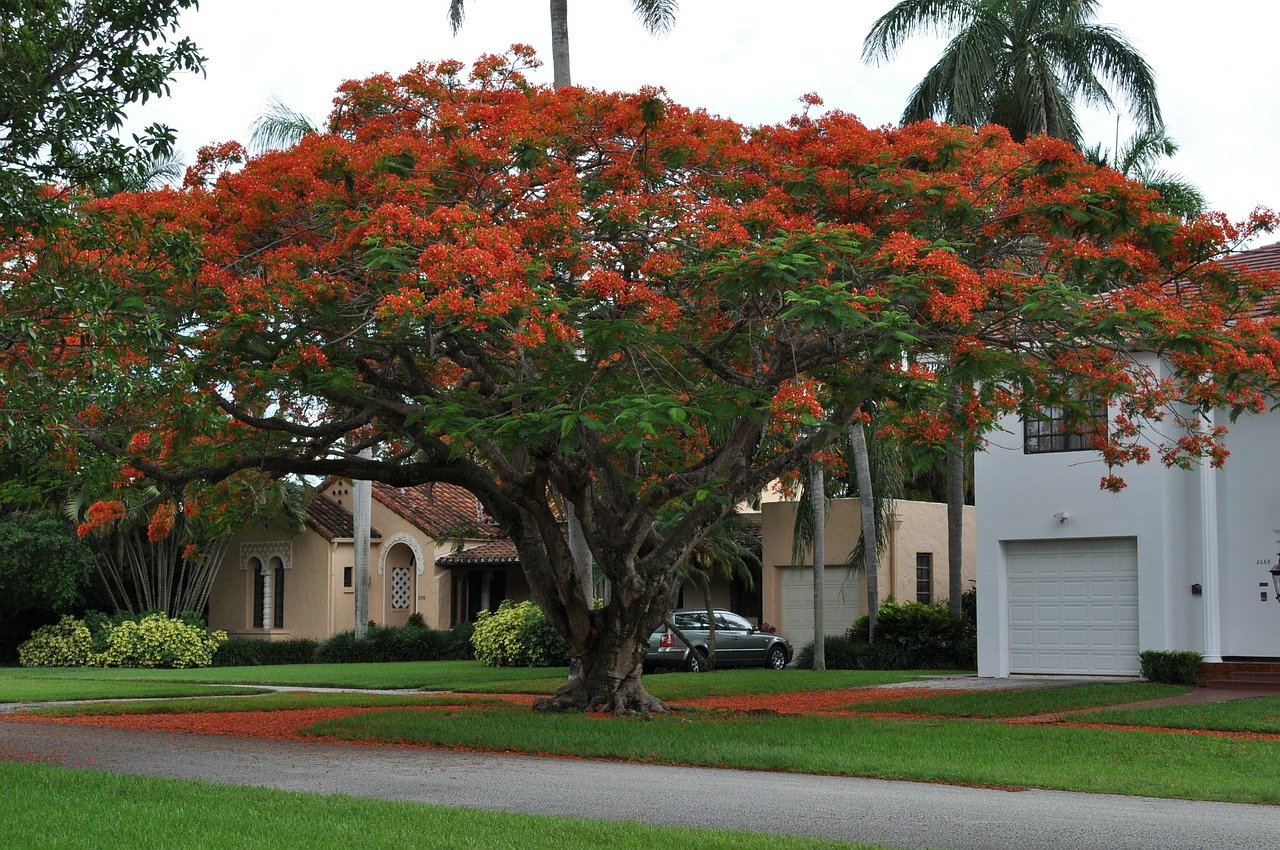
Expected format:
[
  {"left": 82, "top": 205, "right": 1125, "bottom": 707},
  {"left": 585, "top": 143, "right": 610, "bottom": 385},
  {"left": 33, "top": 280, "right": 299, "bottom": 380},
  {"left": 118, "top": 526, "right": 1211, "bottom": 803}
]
[{"left": 391, "top": 567, "right": 411, "bottom": 610}]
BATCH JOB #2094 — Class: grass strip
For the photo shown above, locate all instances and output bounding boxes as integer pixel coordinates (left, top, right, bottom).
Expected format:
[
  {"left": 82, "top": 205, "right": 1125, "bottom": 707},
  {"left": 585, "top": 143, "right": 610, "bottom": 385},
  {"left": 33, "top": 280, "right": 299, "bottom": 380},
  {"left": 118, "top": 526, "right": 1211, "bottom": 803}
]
[
  {"left": 0, "top": 761, "right": 867, "bottom": 850},
  {"left": 1078, "top": 694, "right": 1280, "bottom": 733},
  {"left": 842, "top": 682, "right": 1186, "bottom": 718},
  {"left": 305, "top": 705, "right": 1280, "bottom": 805},
  {"left": 26, "top": 691, "right": 509, "bottom": 717},
  {"left": 639, "top": 669, "right": 952, "bottom": 701},
  {"left": 0, "top": 679, "right": 267, "bottom": 704},
  {"left": 0, "top": 662, "right": 941, "bottom": 698}
]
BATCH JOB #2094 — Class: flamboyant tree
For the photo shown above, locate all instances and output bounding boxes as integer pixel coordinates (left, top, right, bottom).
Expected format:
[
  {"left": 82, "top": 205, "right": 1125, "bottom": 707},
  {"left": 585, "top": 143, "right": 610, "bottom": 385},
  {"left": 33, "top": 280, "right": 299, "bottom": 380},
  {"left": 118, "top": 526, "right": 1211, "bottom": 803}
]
[{"left": 4, "top": 50, "right": 1278, "bottom": 712}]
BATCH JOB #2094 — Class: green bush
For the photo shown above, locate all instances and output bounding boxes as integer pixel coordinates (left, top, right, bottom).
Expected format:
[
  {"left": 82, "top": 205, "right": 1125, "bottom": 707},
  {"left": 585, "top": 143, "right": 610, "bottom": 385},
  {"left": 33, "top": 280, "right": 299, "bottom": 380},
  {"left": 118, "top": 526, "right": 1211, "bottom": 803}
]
[
  {"left": 1140, "top": 649, "right": 1203, "bottom": 685},
  {"left": 795, "top": 593, "right": 977, "bottom": 670},
  {"left": 17, "top": 615, "right": 93, "bottom": 667},
  {"left": 313, "top": 621, "right": 474, "bottom": 664},
  {"left": 213, "top": 637, "right": 320, "bottom": 667},
  {"left": 471, "top": 600, "right": 570, "bottom": 667},
  {"left": 18, "top": 613, "right": 226, "bottom": 669}
]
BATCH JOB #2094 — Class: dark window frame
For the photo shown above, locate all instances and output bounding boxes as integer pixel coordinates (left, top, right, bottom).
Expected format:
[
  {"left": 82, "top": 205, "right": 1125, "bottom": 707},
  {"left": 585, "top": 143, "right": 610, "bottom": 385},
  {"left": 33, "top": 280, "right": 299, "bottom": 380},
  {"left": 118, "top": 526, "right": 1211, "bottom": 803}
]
[
  {"left": 1023, "top": 399, "right": 1109, "bottom": 454},
  {"left": 916, "top": 553, "right": 933, "bottom": 604}
]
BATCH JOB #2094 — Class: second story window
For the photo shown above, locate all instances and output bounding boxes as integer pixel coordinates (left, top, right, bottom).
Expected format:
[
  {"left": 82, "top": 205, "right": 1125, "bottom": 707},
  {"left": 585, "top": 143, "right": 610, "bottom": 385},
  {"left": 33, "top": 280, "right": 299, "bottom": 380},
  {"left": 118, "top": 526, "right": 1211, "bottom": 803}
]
[{"left": 1024, "top": 399, "right": 1108, "bottom": 454}]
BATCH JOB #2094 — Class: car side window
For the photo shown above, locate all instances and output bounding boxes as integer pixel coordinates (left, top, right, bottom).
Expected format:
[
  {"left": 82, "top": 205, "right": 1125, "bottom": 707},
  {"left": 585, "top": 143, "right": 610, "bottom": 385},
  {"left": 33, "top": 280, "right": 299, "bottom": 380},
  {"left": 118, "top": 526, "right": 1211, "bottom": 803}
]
[
  {"left": 715, "top": 612, "right": 752, "bottom": 631},
  {"left": 674, "top": 612, "right": 706, "bottom": 629}
]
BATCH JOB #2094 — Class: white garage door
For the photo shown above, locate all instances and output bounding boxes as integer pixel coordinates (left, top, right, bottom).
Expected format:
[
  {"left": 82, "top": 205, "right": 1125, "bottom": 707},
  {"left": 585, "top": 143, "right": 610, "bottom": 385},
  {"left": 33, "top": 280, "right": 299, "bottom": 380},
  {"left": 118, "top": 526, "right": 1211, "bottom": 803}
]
[
  {"left": 1007, "top": 539, "right": 1139, "bottom": 675},
  {"left": 779, "top": 566, "right": 861, "bottom": 651}
]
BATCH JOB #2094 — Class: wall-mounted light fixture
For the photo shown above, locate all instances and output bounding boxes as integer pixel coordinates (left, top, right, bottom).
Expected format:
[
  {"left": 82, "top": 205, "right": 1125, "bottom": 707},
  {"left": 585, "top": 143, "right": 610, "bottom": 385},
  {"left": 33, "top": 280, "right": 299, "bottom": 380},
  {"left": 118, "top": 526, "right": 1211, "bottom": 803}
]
[
  {"left": 1052, "top": 512, "right": 1069, "bottom": 524},
  {"left": 1270, "top": 563, "right": 1280, "bottom": 602}
]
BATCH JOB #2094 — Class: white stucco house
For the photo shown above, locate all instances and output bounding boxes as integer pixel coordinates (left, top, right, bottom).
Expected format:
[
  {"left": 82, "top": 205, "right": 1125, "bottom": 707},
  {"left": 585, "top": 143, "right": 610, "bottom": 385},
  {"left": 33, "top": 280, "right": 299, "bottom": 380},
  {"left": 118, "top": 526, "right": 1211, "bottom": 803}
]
[{"left": 976, "top": 242, "right": 1280, "bottom": 678}]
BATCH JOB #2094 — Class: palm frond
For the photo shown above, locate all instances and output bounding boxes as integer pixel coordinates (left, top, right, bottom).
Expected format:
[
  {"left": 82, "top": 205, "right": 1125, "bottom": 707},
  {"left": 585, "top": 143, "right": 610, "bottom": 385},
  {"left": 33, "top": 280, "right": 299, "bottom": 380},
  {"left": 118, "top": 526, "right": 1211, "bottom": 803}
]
[
  {"left": 249, "top": 99, "right": 319, "bottom": 154},
  {"left": 1074, "top": 24, "right": 1162, "bottom": 128},
  {"left": 862, "top": 0, "right": 979, "bottom": 65},
  {"left": 448, "top": 0, "right": 467, "bottom": 34},
  {"left": 632, "top": 0, "right": 678, "bottom": 34}
]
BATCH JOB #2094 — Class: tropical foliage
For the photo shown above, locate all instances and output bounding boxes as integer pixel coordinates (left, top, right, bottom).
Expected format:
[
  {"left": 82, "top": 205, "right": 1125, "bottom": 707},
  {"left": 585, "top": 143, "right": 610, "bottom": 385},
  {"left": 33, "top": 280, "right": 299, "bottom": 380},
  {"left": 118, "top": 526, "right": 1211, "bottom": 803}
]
[{"left": 0, "top": 0, "right": 203, "bottom": 232}]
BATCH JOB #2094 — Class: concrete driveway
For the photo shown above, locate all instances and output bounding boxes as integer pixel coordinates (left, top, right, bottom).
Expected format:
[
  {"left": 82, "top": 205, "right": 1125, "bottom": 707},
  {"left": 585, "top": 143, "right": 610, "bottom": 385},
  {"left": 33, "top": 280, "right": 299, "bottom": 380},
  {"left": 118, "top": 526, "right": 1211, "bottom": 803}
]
[{"left": 3, "top": 719, "right": 1278, "bottom": 850}]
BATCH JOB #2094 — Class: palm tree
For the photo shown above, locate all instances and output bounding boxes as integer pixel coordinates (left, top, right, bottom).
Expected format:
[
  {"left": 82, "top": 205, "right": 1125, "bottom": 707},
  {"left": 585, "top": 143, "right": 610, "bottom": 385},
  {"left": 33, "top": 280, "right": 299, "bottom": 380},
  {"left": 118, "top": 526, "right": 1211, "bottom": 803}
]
[
  {"left": 862, "top": 0, "right": 1162, "bottom": 144},
  {"left": 447, "top": 0, "right": 679, "bottom": 88},
  {"left": 1084, "top": 124, "right": 1205, "bottom": 219}
]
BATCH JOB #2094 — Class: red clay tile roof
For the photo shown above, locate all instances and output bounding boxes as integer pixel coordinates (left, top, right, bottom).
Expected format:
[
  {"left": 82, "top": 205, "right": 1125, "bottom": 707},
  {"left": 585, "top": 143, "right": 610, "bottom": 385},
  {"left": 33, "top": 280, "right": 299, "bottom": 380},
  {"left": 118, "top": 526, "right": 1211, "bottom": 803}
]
[
  {"left": 305, "top": 492, "right": 381, "bottom": 541},
  {"left": 372, "top": 482, "right": 502, "bottom": 540},
  {"left": 435, "top": 539, "right": 520, "bottom": 567},
  {"left": 1218, "top": 241, "right": 1280, "bottom": 318},
  {"left": 1222, "top": 241, "right": 1280, "bottom": 274}
]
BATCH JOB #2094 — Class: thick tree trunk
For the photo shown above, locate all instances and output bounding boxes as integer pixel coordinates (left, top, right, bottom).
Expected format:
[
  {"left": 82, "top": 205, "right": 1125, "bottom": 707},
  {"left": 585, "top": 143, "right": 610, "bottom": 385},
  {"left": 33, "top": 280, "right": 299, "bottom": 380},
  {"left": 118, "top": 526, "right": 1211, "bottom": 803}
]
[{"left": 535, "top": 597, "right": 669, "bottom": 714}]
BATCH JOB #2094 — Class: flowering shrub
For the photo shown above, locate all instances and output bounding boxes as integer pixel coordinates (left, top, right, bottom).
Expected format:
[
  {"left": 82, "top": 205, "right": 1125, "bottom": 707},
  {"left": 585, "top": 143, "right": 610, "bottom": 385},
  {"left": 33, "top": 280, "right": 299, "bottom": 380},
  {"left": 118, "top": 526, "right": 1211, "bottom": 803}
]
[
  {"left": 96, "top": 613, "right": 226, "bottom": 668},
  {"left": 471, "top": 600, "right": 570, "bottom": 667},
  {"left": 17, "top": 615, "right": 93, "bottom": 667},
  {"left": 18, "top": 613, "right": 226, "bottom": 668}
]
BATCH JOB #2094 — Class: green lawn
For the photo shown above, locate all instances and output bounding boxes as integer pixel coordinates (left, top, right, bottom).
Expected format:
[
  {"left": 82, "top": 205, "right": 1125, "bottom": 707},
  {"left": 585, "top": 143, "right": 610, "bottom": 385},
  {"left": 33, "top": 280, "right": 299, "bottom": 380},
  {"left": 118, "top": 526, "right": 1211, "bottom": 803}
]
[
  {"left": 0, "top": 662, "right": 943, "bottom": 702},
  {"left": 1079, "top": 694, "right": 1280, "bottom": 733},
  {"left": 0, "top": 762, "right": 867, "bottom": 850},
  {"left": 0, "top": 661, "right": 568, "bottom": 693},
  {"left": 305, "top": 702, "right": 1280, "bottom": 804},
  {"left": 0, "top": 678, "right": 268, "bottom": 704},
  {"left": 842, "top": 682, "right": 1185, "bottom": 718}
]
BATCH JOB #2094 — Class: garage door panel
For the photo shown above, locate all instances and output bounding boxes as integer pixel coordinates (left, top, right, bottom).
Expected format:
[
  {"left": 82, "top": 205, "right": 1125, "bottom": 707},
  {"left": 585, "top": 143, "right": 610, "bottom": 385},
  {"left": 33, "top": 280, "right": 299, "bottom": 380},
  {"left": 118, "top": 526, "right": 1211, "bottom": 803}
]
[
  {"left": 1006, "top": 539, "right": 1139, "bottom": 676},
  {"left": 779, "top": 567, "right": 861, "bottom": 651}
]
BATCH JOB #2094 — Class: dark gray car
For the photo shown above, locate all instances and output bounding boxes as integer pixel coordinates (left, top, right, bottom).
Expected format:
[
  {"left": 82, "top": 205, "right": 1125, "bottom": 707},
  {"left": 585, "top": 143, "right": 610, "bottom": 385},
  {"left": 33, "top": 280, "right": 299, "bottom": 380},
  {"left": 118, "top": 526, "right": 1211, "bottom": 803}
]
[{"left": 646, "top": 609, "right": 792, "bottom": 672}]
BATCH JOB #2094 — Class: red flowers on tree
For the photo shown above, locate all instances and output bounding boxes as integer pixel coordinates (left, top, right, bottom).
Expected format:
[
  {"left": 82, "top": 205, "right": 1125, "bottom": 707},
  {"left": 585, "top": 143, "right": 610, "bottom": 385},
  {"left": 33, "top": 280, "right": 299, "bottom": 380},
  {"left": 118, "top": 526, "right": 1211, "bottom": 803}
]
[{"left": 4, "top": 49, "right": 1277, "bottom": 712}]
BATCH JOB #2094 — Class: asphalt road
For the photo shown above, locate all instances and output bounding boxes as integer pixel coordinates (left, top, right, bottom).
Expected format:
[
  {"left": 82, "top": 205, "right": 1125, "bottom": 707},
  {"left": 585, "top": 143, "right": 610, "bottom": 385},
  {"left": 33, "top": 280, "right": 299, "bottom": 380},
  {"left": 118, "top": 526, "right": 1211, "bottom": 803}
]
[{"left": 3, "top": 719, "right": 1279, "bottom": 850}]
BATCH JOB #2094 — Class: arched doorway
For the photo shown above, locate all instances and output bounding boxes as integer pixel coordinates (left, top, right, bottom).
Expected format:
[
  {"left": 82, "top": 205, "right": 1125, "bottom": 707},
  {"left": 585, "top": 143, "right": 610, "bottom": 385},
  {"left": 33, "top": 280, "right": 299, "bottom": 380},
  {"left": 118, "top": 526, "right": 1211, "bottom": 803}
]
[{"left": 377, "top": 533, "right": 426, "bottom": 626}]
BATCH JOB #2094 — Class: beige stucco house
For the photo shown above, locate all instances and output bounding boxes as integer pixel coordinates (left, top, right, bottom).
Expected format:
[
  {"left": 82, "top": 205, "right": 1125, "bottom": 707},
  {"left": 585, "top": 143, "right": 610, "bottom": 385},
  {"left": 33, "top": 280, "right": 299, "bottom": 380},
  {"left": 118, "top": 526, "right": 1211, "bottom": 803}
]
[
  {"left": 758, "top": 498, "right": 977, "bottom": 651},
  {"left": 207, "top": 480, "right": 530, "bottom": 641}
]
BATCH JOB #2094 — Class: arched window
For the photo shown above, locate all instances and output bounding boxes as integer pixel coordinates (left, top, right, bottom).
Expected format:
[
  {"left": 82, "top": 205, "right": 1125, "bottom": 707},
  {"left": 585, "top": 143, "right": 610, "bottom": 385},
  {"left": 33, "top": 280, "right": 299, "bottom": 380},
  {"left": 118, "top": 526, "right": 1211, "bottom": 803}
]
[
  {"left": 270, "top": 555, "right": 285, "bottom": 629},
  {"left": 250, "top": 557, "right": 265, "bottom": 629}
]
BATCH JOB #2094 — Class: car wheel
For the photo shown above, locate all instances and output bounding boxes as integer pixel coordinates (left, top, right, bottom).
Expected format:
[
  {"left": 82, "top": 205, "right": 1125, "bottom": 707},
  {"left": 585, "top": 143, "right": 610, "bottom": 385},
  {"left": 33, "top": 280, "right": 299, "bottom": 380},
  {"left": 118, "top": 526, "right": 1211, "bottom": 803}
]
[
  {"left": 765, "top": 645, "right": 787, "bottom": 669},
  {"left": 685, "top": 648, "right": 707, "bottom": 673}
]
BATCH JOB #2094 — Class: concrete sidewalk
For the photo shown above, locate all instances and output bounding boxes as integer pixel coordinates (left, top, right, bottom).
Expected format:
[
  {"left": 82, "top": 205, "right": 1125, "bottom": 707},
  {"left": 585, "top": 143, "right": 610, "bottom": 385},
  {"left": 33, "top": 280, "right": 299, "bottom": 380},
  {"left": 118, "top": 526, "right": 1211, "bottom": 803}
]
[{"left": 3, "top": 719, "right": 1277, "bottom": 850}]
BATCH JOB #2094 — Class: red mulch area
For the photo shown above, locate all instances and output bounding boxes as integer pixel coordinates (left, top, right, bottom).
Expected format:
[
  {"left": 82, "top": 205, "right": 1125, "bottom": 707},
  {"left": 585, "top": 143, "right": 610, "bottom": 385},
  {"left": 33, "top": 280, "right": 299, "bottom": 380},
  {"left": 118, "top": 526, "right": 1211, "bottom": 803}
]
[
  {"left": 10, "top": 692, "right": 540, "bottom": 745},
  {"left": 13, "top": 688, "right": 1277, "bottom": 746}
]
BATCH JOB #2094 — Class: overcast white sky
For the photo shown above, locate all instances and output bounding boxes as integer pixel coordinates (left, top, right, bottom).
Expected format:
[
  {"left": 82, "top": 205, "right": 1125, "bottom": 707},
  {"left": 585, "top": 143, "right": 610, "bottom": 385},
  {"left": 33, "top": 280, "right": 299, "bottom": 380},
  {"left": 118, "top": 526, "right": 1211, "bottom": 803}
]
[{"left": 126, "top": 1, "right": 1278, "bottom": 238}]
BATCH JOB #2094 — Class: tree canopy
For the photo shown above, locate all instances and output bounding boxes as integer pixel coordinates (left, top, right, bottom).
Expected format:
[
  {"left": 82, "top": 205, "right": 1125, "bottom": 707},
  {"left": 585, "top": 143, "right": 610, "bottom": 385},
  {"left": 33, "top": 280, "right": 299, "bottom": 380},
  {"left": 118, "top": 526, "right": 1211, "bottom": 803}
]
[{"left": 3, "top": 49, "right": 1277, "bottom": 711}]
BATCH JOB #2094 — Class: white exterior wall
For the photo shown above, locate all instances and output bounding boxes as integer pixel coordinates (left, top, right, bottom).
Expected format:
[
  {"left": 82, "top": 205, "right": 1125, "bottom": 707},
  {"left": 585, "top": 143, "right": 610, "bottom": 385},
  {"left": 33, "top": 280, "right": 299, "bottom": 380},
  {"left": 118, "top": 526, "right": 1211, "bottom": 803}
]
[{"left": 976, "top": 351, "right": 1280, "bottom": 676}]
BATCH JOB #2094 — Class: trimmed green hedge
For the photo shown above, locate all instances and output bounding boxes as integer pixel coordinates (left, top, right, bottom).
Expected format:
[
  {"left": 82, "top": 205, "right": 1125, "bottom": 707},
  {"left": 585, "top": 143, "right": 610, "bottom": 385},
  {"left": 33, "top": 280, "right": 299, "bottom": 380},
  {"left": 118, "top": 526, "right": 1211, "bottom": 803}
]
[
  {"left": 313, "top": 621, "right": 475, "bottom": 664},
  {"left": 1140, "top": 649, "right": 1203, "bottom": 685},
  {"left": 212, "top": 638, "right": 320, "bottom": 667}
]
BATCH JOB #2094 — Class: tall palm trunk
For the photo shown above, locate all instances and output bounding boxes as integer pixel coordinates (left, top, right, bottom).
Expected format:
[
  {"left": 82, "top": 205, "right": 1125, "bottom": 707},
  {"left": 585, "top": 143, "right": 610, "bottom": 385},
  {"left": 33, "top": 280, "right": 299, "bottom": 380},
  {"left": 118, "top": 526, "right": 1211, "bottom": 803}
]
[
  {"left": 550, "top": 0, "right": 571, "bottom": 87},
  {"left": 850, "top": 421, "right": 879, "bottom": 641},
  {"left": 946, "top": 386, "right": 965, "bottom": 619},
  {"left": 809, "top": 462, "right": 826, "bottom": 670}
]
